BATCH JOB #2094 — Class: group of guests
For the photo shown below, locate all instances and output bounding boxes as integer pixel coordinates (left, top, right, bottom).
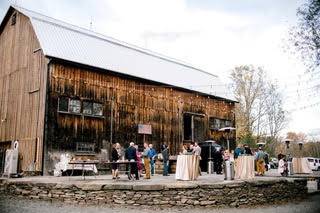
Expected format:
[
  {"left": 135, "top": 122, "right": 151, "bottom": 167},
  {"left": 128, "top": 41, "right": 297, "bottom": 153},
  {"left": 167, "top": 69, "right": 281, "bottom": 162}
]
[
  {"left": 180, "top": 142, "right": 202, "bottom": 156},
  {"left": 180, "top": 142, "right": 229, "bottom": 175},
  {"left": 234, "top": 143, "right": 269, "bottom": 176},
  {"left": 110, "top": 141, "right": 288, "bottom": 180},
  {"left": 111, "top": 142, "right": 169, "bottom": 180}
]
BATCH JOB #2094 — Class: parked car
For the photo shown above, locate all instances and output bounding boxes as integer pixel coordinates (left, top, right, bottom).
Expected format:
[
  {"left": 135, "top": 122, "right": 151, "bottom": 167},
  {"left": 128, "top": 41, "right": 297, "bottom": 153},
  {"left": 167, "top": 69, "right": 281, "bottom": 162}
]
[
  {"left": 307, "top": 157, "right": 320, "bottom": 171},
  {"left": 315, "top": 158, "right": 320, "bottom": 171},
  {"left": 269, "top": 157, "right": 278, "bottom": 169}
]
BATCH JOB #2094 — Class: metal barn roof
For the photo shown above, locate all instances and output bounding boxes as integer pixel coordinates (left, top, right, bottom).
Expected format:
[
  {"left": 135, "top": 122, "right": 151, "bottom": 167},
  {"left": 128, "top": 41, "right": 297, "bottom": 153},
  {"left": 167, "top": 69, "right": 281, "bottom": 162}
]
[{"left": 6, "top": 5, "right": 234, "bottom": 101}]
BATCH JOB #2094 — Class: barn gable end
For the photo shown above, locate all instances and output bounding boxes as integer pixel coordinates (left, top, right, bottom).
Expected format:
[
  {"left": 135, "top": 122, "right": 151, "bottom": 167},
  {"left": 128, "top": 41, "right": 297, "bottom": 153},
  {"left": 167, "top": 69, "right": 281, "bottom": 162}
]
[{"left": 0, "top": 7, "right": 48, "bottom": 173}]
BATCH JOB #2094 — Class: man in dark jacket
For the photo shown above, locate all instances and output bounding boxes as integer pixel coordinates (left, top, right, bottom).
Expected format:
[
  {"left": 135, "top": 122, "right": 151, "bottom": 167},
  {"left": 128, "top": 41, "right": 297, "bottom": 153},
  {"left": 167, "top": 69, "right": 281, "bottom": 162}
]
[
  {"left": 243, "top": 144, "right": 253, "bottom": 155},
  {"left": 125, "top": 142, "right": 139, "bottom": 180},
  {"left": 161, "top": 144, "right": 169, "bottom": 176},
  {"left": 213, "top": 147, "right": 223, "bottom": 174}
]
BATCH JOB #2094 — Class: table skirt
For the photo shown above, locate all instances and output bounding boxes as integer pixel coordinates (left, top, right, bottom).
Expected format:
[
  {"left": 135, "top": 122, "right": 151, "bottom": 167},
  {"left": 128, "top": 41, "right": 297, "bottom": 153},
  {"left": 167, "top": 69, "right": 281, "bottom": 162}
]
[
  {"left": 292, "top": 157, "right": 312, "bottom": 174},
  {"left": 235, "top": 155, "right": 255, "bottom": 179},
  {"left": 175, "top": 155, "right": 199, "bottom": 181}
]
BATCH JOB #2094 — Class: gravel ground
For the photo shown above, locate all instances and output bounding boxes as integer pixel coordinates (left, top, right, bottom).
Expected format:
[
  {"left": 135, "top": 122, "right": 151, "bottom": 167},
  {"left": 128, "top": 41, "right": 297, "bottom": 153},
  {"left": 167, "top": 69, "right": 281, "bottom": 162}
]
[{"left": 0, "top": 194, "right": 319, "bottom": 213}]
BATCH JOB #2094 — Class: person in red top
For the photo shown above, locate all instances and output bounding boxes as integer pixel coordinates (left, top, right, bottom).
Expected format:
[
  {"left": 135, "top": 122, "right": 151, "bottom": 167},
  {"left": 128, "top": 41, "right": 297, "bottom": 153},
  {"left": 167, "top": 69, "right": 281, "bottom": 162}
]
[{"left": 134, "top": 145, "right": 143, "bottom": 178}]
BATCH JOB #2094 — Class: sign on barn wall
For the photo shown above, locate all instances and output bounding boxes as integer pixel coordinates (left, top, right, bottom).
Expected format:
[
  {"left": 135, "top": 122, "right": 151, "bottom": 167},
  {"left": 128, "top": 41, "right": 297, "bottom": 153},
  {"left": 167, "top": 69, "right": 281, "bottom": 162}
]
[{"left": 138, "top": 124, "right": 152, "bottom": 135}]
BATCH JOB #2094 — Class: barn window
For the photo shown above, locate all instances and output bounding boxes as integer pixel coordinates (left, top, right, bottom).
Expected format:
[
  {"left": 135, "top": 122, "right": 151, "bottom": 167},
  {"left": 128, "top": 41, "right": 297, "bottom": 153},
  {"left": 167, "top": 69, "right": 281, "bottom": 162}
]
[
  {"left": 209, "top": 117, "right": 233, "bottom": 130},
  {"left": 93, "top": 103, "right": 103, "bottom": 116},
  {"left": 69, "top": 99, "right": 81, "bottom": 113},
  {"left": 83, "top": 101, "right": 93, "bottom": 115},
  {"left": 225, "top": 120, "right": 232, "bottom": 127},
  {"left": 214, "top": 118, "right": 221, "bottom": 129},
  {"left": 11, "top": 13, "right": 16, "bottom": 25},
  {"left": 219, "top": 119, "right": 226, "bottom": 128},
  {"left": 76, "top": 142, "right": 95, "bottom": 153},
  {"left": 58, "top": 97, "right": 69, "bottom": 112}
]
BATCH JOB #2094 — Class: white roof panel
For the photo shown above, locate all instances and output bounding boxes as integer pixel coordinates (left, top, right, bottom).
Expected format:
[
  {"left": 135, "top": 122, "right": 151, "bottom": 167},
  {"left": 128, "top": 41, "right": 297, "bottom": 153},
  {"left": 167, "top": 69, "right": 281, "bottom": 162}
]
[{"left": 13, "top": 6, "right": 234, "bottom": 101}]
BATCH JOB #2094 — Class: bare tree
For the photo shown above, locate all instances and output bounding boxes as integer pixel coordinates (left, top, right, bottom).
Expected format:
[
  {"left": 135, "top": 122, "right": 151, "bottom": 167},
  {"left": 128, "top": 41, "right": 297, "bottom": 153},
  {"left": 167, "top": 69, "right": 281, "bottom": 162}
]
[
  {"left": 231, "top": 65, "right": 266, "bottom": 138},
  {"left": 264, "top": 82, "right": 288, "bottom": 139},
  {"left": 231, "top": 65, "right": 288, "bottom": 148},
  {"left": 288, "top": 0, "right": 320, "bottom": 74}
]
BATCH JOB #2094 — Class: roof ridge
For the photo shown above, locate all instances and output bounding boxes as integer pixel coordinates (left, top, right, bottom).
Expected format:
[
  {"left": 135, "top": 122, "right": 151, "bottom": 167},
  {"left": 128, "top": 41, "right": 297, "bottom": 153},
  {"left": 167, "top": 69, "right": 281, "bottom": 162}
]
[{"left": 12, "top": 4, "right": 218, "bottom": 78}]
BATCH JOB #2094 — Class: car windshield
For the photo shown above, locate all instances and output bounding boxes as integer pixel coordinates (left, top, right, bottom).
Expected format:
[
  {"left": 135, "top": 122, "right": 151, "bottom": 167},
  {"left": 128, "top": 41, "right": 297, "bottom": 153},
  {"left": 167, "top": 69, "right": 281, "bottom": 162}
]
[{"left": 308, "top": 159, "right": 314, "bottom": 162}]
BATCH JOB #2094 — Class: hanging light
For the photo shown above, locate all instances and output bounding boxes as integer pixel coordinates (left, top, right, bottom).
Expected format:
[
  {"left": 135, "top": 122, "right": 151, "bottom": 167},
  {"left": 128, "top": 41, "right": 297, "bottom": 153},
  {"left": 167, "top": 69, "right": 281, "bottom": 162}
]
[
  {"left": 283, "top": 138, "right": 293, "bottom": 149},
  {"left": 298, "top": 141, "right": 303, "bottom": 150}
]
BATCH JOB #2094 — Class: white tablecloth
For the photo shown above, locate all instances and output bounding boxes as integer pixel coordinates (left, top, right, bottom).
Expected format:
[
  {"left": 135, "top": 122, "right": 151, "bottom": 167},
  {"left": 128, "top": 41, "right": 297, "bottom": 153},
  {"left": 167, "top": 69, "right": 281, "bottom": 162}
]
[
  {"left": 235, "top": 155, "right": 255, "bottom": 179},
  {"left": 292, "top": 157, "right": 312, "bottom": 174},
  {"left": 175, "top": 155, "right": 199, "bottom": 181}
]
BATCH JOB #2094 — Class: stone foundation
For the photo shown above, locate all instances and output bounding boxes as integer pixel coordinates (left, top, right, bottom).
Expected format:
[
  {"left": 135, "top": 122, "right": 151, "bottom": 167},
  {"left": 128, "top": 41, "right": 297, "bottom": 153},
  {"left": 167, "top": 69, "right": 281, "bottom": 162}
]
[{"left": 0, "top": 178, "right": 307, "bottom": 208}]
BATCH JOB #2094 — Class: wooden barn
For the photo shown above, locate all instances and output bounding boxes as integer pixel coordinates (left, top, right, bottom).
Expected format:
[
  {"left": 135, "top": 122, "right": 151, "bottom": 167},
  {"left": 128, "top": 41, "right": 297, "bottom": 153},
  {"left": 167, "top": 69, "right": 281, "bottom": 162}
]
[{"left": 0, "top": 6, "right": 236, "bottom": 175}]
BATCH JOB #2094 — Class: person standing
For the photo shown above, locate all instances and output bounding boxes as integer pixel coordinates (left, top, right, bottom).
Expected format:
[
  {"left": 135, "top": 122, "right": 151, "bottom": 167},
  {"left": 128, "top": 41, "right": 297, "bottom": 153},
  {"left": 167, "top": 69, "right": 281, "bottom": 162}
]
[
  {"left": 264, "top": 153, "right": 269, "bottom": 171},
  {"left": 255, "top": 147, "right": 266, "bottom": 176},
  {"left": 243, "top": 144, "right": 253, "bottom": 155},
  {"left": 148, "top": 144, "right": 157, "bottom": 176},
  {"left": 213, "top": 147, "right": 223, "bottom": 174},
  {"left": 161, "top": 144, "right": 169, "bottom": 176},
  {"left": 193, "top": 142, "right": 202, "bottom": 175},
  {"left": 143, "top": 143, "right": 151, "bottom": 179},
  {"left": 116, "top": 143, "right": 124, "bottom": 160},
  {"left": 193, "top": 142, "right": 201, "bottom": 156},
  {"left": 134, "top": 145, "right": 143, "bottom": 178},
  {"left": 234, "top": 143, "right": 243, "bottom": 159},
  {"left": 278, "top": 154, "right": 288, "bottom": 177},
  {"left": 223, "top": 149, "right": 231, "bottom": 161},
  {"left": 125, "top": 142, "right": 139, "bottom": 180},
  {"left": 180, "top": 144, "right": 188, "bottom": 154},
  {"left": 111, "top": 143, "right": 119, "bottom": 179}
]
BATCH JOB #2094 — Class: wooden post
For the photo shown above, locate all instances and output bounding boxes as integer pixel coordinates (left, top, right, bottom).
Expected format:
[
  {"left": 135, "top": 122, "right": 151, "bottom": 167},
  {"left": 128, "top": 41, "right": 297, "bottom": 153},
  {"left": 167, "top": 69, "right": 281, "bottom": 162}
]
[
  {"left": 110, "top": 97, "right": 114, "bottom": 144},
  {"left": 191, "top": 115, "right": 194, "bottom": 142}
]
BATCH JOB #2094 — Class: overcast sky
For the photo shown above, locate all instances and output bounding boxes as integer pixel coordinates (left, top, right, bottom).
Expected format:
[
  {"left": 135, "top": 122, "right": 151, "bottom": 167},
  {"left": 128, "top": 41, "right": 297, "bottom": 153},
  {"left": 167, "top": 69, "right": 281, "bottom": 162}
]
[{"left": 0, "top": 0, "right": 319, "bottom": 138}]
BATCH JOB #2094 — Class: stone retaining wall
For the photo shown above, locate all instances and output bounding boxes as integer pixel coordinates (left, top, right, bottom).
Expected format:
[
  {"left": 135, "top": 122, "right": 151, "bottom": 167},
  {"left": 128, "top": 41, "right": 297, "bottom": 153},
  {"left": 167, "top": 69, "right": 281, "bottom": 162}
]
[{"left": 0, "top": 179, "right": 307, "bottom": 208}]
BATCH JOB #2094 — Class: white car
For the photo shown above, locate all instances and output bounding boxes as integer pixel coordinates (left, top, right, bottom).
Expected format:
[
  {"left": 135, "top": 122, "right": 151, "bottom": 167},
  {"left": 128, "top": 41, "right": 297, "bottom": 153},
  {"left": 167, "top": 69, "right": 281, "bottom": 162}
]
[
  {"left": 269, "top": 157, "right": 278, "bottom": 169},
  {"left": 307, "top": 158, "right": 320, "bottom": 171},
  {"left": 315, "top": 158, "right": 320, "bottom": 171}
]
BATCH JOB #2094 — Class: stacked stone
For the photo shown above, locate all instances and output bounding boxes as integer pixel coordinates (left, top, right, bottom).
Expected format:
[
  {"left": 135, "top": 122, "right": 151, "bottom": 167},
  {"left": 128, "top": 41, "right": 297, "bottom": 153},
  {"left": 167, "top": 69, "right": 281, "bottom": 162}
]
[{"left": 0, "top": 179, "right": 308, "bottom": 208}]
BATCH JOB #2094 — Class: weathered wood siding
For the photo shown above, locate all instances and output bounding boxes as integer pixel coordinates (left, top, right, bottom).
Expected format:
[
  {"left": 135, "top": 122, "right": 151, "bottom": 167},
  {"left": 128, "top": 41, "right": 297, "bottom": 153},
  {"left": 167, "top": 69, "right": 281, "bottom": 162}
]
[
  {"left": 0, "top": 10, "right": 47, "bottom": 172},
  {"left": 47, "top": 62, "right": 235, "bottom": 160}
]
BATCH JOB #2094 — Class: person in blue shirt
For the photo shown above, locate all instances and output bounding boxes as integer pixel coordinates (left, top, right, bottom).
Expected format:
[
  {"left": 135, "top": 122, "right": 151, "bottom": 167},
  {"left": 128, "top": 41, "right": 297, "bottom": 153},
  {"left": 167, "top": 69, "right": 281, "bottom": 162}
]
[
  {"left": 234, "top": 143, "right": 243, "bottom": 159},
  {"left": 148, "top": 144, "right": 157, "bottom": 176}
]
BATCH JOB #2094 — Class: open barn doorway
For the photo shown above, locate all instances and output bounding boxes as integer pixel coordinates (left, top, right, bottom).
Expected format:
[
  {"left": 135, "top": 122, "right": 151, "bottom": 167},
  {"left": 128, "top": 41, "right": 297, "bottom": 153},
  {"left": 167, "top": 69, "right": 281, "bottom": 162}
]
[{"left": 183, "top": 112, "right": 205, "bottom": 143}]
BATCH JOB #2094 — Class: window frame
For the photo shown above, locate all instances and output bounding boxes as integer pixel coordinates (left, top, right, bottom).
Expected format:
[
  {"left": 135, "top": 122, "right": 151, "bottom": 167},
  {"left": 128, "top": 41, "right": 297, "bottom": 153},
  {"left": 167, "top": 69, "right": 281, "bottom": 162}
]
[
  {"left": 93, "top": 102, "right": 103, "bottom": 116},
  {"left": 58, "top": 96, "right": 70, "bottom": 113},
  {"left": 69, "top": 99, "right": 81, "bottom": 114},
  {"left": 82, "top": 101, "right": 93, "bottom": 115},
  {"left": 209, "top": 117, "right": 233, "bottom": 130},
  {"left": 57, "top": 96, "right": 104, "bottom": 118}
]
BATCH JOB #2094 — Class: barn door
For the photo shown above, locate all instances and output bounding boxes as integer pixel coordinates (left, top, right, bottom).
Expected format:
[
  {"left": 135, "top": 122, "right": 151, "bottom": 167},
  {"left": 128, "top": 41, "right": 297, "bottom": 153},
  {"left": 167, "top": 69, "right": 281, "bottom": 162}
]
[
  {"left": 193, "top": 116, "right": 205, "bottom": 143},
  {"left": 183, "top": 113, "right": 205, "bottom": 143}
]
